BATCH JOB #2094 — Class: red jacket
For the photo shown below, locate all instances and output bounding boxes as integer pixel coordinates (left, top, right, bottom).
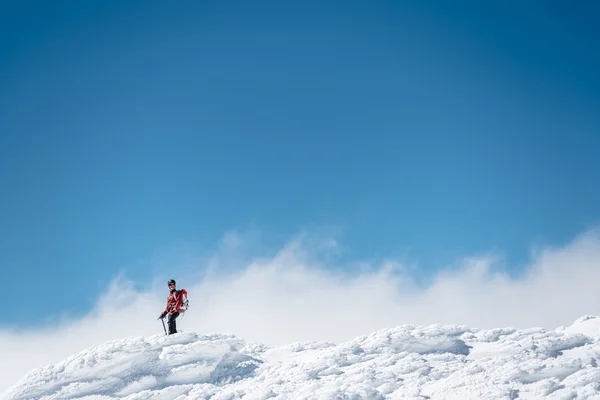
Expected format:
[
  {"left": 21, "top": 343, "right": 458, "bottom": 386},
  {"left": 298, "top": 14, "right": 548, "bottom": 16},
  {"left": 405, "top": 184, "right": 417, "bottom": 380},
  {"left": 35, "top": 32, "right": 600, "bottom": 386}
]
[{"left": 164, "top": 289, "right": 185, "bottom": 314}]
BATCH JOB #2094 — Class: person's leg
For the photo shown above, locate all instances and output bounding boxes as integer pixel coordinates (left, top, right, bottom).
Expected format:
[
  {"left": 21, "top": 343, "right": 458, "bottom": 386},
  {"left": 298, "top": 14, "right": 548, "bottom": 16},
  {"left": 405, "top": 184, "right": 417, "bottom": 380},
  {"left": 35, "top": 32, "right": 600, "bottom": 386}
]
[{"left": 168, "top": 312, "right": 180, "bottom": 334}]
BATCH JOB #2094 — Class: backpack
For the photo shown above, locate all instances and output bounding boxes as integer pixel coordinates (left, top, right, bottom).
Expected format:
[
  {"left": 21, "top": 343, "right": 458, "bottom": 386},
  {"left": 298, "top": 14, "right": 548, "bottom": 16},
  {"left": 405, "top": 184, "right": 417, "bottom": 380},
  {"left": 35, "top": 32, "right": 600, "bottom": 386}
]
[{"left": 178, "top": 289, "right": 189, "bottom": 314}]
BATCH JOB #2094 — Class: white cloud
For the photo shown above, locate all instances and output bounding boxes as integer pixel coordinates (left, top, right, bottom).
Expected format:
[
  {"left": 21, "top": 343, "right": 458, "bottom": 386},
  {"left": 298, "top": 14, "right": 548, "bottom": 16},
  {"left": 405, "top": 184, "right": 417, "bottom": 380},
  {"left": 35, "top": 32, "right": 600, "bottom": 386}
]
[{"left": 2, "top": 228, "right": 600, "bottom": 395}]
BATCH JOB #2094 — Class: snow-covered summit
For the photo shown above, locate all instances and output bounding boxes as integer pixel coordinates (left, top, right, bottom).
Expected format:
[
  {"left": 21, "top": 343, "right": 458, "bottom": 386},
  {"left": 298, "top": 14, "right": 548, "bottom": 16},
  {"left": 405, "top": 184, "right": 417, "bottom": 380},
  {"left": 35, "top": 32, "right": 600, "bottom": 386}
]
[{"left": 5, "top": 317, "right": 600, "bottom": 399}]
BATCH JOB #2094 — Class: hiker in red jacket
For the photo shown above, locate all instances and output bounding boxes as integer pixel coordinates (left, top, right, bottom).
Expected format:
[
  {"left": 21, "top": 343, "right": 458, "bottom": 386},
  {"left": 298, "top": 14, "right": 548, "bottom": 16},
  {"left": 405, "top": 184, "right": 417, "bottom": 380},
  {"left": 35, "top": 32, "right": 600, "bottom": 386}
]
[{"left": 159, "top": 279, "right": 184, "bottom": 335}]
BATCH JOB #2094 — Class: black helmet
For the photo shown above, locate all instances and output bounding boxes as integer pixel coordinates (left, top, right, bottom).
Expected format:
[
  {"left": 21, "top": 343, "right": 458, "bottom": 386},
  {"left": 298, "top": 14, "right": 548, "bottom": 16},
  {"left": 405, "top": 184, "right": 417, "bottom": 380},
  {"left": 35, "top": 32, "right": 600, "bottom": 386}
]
[{"left": 168, "top": 279, "right": 176, "bottom": 285}]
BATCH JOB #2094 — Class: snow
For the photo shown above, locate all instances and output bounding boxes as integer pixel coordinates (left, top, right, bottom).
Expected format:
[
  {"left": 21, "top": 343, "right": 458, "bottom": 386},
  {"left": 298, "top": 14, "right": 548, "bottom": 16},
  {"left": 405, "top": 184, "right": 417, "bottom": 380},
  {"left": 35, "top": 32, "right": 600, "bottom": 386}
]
[{"left": 5, "top": 317, "right": 600, "bottom": 399}]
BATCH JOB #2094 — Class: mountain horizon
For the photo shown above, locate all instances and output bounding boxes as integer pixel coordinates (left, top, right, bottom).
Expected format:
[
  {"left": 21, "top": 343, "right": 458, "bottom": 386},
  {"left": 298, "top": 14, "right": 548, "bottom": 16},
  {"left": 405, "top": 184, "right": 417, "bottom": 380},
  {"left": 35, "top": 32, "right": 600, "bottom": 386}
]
[{"left": 5, "top": 315, "right": 600, "bottom": 399}]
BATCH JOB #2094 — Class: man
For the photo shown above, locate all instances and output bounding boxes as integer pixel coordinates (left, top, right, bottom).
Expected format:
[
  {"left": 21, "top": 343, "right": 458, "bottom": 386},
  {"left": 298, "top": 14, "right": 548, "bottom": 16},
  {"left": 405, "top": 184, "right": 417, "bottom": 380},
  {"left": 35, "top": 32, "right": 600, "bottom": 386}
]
[{"left": 159, "top": 279, "right": 184, "bottom": 335}]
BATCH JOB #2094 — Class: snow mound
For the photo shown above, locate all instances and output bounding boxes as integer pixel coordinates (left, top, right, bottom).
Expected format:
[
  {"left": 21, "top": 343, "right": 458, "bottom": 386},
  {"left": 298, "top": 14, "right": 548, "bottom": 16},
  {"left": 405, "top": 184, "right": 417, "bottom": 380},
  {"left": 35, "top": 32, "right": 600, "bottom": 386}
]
[
  {"left": 561, "top": 315, "right": 600, "bottom": 337},
  {"left": 5, "top": 317, "right": 600, "bottom": 399}
]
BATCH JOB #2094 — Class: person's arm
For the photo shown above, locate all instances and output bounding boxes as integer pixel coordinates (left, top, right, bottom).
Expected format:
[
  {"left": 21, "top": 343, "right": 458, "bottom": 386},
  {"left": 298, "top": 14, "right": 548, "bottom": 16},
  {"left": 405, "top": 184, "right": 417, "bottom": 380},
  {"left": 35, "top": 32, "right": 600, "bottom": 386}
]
[{"left": 160, "top": 296, "right": 172, "bottom": 317}]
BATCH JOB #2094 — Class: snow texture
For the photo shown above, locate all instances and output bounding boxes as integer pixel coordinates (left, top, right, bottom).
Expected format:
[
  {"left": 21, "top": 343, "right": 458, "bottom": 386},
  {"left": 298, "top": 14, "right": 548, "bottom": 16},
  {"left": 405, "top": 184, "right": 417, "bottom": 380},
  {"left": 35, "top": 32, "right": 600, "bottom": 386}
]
[{"left": 5, "top": 316, "right": 600, "bottom": 399}]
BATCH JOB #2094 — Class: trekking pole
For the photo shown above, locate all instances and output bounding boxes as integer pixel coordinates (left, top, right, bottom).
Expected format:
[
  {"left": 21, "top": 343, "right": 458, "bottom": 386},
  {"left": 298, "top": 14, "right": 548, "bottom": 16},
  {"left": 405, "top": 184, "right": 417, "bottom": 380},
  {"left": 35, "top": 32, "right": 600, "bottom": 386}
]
[{"left": 159, "top": 317, "right": 167, "bottom": 335}]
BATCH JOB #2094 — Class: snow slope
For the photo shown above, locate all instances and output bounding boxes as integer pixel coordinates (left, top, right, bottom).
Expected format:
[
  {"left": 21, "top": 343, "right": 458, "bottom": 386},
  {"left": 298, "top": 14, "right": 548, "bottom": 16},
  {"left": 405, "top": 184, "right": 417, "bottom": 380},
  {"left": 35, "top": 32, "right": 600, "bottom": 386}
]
[{"left": 5, "top": 316, "right": 600, "bottom": 400}]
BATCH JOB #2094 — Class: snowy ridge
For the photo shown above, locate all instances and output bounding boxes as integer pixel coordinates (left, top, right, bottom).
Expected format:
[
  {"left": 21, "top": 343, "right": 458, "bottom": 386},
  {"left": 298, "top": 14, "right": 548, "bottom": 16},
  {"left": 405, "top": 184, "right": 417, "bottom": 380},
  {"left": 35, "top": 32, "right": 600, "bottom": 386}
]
[{"left": 5, "top": 316, "right": 600, "bottom": 399}]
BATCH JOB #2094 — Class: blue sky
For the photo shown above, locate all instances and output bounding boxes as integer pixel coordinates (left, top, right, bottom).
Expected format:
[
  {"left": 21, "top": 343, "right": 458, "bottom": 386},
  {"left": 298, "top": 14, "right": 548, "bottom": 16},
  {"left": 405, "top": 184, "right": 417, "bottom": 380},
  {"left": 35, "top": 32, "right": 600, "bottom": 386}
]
[{"left": 1, "top": 1, "right": 599, "bottom": 327}]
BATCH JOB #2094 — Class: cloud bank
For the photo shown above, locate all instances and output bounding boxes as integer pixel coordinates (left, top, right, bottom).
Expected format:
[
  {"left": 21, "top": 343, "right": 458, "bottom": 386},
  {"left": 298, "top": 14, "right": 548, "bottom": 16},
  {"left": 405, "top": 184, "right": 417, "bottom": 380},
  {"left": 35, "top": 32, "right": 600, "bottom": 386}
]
[{"left": 2, "top": 228, "right": 600, "bottom": 394}]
